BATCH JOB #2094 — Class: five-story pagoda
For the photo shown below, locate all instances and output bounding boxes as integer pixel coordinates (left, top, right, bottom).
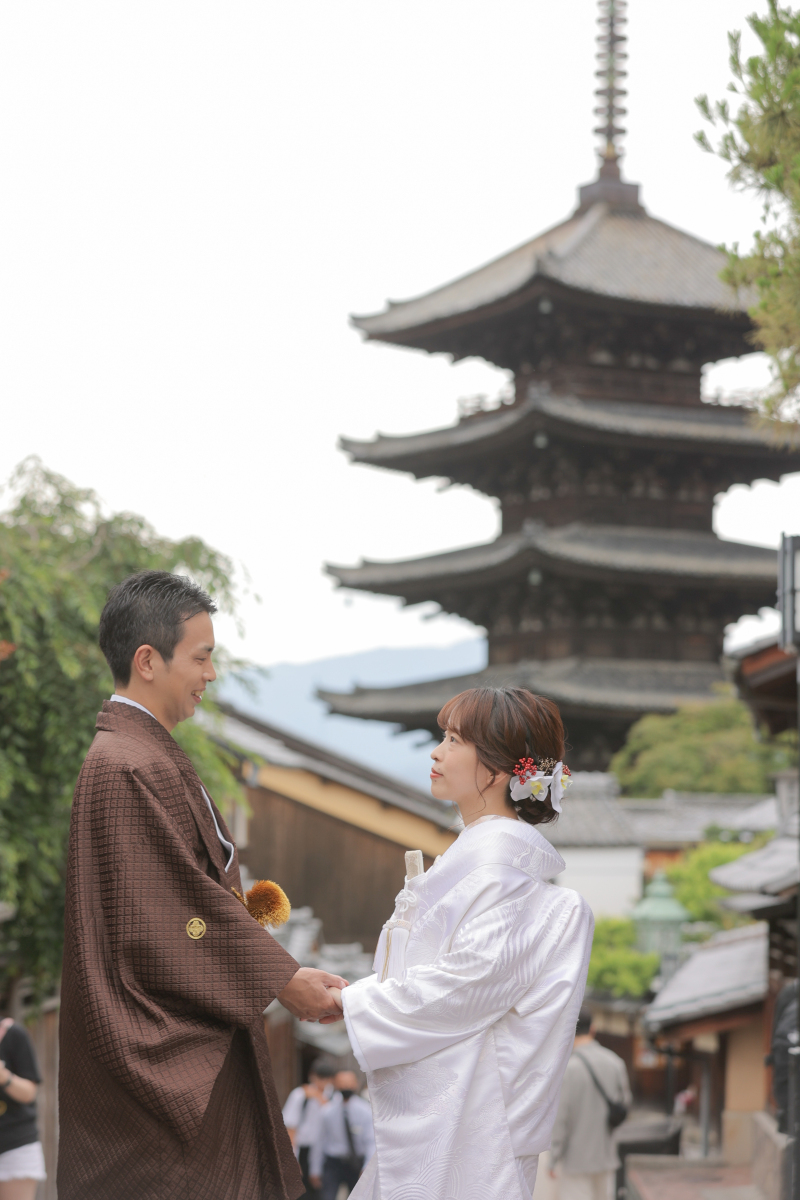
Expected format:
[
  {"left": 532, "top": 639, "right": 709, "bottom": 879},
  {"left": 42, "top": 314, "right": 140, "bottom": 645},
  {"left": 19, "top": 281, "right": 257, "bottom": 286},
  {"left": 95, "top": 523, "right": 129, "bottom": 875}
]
[{"left": 321, "top": 0, "right": 800, "bottom": 769}]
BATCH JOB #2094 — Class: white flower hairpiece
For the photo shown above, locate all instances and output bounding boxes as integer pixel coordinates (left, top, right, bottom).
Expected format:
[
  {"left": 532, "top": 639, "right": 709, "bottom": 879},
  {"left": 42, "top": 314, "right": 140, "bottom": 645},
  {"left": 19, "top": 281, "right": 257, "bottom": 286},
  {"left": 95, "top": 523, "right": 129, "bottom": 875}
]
[{"left": 510, "top": 757, "right": 572, "bottom": 813}]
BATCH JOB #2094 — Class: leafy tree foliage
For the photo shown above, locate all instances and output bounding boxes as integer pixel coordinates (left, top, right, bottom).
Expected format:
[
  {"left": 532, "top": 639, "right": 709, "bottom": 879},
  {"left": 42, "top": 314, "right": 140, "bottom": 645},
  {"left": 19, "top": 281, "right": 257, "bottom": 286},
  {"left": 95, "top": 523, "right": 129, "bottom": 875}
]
[
  {"left": 0, "top": 459, "right": 245, "bottom": 1005},
  {"left": 610, "top": 698, "right": 795, "bottom": 797},
  {"left": 666, "top": 837, "right": 770, "bottom": 927},
  {"left": 697, "top": 2, "right": 800, "bottom": 419},
  {"left": 587, "top": 919, "right": 660, "bottom": 999}
]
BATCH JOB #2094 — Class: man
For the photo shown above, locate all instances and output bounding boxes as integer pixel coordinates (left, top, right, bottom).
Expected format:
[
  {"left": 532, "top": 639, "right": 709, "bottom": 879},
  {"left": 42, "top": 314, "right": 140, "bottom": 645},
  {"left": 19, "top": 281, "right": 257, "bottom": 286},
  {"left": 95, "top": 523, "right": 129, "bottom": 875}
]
[
  {"left": 309, "top": 1070, "right": 374, "bottom": 1200},
  {"left": 58, "top": 571, "right": 346, "bottom": 1200},
  {"left": 283, "top": 1058, "right": 337, "bottom": 1198},
  {"left": 550, "top": 1007, "right": 632, "bottom": 1200}
]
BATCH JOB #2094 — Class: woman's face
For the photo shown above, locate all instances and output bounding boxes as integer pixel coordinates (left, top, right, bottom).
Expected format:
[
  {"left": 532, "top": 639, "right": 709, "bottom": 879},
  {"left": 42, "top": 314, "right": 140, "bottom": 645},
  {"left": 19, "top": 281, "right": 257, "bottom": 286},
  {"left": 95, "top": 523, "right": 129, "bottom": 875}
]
[{"left": 430, "top": 726, "right": 512, "bottom": 821}]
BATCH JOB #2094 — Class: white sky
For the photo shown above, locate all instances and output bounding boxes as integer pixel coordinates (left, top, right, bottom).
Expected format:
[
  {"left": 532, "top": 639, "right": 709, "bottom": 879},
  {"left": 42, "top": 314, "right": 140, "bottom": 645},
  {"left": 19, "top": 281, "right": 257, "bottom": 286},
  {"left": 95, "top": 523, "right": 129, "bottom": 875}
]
[{"left": 0, "top": 0, "right": 796, "bottom": 665}]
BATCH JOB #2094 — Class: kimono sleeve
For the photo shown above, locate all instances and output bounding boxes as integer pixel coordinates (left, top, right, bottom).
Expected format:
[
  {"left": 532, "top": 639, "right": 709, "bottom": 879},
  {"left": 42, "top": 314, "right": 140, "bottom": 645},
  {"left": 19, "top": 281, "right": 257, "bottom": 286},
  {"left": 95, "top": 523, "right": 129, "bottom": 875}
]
[
  {"left": 68, "top": 759, "right": 300, "bottom": 1144},
  {"left": 93, "top": 765, "right": 299, "bottom": 1026},
  {"left": 342, "top": 867, "right": 592, "bottom": 1072}
]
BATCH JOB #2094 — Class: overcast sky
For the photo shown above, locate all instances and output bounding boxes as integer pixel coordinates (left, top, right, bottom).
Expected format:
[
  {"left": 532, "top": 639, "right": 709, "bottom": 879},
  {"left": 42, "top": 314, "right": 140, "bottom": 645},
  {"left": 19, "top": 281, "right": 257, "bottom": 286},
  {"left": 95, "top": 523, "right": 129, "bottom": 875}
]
[{"left": 0, "top": 1, "right": 795, "bottom": 665}]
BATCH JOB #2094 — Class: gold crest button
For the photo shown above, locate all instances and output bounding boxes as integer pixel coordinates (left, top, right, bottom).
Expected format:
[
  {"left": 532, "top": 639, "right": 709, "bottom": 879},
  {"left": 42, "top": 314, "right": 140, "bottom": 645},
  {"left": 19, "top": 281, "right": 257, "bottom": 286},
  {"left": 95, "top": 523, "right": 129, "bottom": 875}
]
[{"left": 186, "top": 918, "right": 206, "bottom": 940}]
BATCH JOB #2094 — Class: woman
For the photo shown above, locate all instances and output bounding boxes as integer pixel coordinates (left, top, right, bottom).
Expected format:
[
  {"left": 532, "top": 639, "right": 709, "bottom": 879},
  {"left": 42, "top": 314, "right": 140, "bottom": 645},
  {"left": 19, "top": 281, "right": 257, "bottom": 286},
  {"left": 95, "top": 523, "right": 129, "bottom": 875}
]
[
  {"left": 330, "top": 686, "right": 594, "bottom": 1200},
  {"left": 0, "top": 1017, "right": 46, "bottom": 1200}
]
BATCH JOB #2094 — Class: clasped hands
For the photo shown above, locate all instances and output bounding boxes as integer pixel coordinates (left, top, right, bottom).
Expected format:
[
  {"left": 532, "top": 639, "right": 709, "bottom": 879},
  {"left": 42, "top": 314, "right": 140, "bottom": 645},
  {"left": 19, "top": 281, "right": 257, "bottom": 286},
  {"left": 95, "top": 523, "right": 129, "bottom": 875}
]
[{"left": 277, "top": 968, "right": 347, "bottom": 1024}]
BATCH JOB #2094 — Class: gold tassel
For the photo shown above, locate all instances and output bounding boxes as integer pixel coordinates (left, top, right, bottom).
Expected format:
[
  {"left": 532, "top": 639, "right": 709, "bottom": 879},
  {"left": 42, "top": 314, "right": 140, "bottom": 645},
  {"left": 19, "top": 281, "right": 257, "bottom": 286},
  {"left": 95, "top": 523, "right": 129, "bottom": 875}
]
[
  {"left": 380, "top": 928, "right": 393, "bottom": 982},
  {"left": 236, "top": 879, "right": 292, "bottom": 928}
]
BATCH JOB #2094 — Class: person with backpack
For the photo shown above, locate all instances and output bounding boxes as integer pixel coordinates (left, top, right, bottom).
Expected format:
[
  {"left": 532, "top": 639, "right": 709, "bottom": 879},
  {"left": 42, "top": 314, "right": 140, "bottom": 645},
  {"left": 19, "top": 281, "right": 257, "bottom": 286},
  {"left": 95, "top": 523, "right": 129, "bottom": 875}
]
[
  {"left": 0, "top": 1017, "right": 46, "bottom": 1200},
  {"left": 550, "top": 1007, "right": 631, "bottom": 1200},
  {"left": 282, "top": 1059, "right": 337, "bottom": 1198}
]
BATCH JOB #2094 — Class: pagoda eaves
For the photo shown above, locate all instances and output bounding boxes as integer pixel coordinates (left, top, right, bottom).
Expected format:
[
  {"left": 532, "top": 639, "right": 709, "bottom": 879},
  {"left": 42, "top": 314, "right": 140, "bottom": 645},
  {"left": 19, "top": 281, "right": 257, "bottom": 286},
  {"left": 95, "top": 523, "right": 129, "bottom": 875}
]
[
  {"left": 324, "top": 1, "right": 784, "bottom": 770},
  {"left": 351, "top": 196, "right": 752, "bottom": 389}
]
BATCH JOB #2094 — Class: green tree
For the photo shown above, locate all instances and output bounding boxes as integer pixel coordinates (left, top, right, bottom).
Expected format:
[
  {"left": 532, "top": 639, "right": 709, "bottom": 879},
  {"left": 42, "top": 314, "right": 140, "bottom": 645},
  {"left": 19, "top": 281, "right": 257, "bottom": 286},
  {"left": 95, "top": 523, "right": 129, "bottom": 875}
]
[
  {"left": 666, "top": 838, "right": 768, "bottom": 927},
  {"left": 586, "top": 919, "right": 660, "bottom": 998},
  {"left": 0, "top": 458, "right": 245, "bottom": 1006},
  {"left": 696, "top": 2, "right": 800, "bottom": 420},
  {"left": 610, "top": 698, "right": 795, "bottom": 797}
]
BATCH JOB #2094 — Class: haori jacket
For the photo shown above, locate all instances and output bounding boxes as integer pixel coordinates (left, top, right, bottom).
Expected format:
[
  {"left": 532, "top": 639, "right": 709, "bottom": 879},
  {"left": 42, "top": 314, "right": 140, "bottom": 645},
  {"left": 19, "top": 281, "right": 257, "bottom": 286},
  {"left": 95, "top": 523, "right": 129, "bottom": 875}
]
[{"left": 57, "top": 700, "right": 304, "bottom": 1200}]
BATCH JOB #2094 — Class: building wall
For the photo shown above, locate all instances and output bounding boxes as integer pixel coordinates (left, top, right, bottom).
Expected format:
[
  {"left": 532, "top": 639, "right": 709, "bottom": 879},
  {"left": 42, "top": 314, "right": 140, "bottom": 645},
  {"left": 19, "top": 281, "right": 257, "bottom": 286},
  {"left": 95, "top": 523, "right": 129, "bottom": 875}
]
[
  {"left": 554, "top": 846, "right": 644, "bottom": 916},
  {"left": 241, "top": 785, "right": 433, "bottom": 951},
  {"left": 722, "top": 1014, "right": 768, "bottom": 1163}
]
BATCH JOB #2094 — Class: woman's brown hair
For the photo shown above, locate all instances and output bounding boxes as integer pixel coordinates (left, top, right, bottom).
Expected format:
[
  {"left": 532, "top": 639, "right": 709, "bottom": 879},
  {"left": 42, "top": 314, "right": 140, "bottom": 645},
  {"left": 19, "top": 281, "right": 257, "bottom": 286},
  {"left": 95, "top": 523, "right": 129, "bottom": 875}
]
[{"left": 437, "top": 686, "right": 566, "bottom": 826}]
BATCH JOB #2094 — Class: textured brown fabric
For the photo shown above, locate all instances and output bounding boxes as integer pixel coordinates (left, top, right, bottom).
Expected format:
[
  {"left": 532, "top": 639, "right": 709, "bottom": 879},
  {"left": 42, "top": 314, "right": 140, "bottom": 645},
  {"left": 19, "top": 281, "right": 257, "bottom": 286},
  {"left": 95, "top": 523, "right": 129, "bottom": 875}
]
[{"left": 58, "top": 701, "right": 304, "bottom": 1200}]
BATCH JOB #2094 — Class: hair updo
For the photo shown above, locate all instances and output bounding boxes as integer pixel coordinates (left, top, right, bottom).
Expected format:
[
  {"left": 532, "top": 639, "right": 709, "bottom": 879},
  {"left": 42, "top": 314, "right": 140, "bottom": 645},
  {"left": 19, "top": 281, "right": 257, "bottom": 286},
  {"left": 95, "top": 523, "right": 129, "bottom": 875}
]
[{"left": 436, "top": 686, "right": 566, "bottom": 826}]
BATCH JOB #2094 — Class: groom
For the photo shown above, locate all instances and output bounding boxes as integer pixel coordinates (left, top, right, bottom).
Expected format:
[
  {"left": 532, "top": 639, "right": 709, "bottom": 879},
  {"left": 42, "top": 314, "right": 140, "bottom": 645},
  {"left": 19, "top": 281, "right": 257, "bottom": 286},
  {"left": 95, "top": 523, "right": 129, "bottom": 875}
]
[{"left": 58, "top": 571, "right": 345, "bottom": 1200}]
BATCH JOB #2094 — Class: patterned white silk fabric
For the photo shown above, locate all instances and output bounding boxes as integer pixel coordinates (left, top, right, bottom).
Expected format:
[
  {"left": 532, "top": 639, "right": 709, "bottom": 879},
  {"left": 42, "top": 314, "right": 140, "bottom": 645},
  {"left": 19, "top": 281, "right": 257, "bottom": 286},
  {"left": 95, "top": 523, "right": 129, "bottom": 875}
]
[{"left": 341, "top": 817, "right": 594, "bottom": 1200}]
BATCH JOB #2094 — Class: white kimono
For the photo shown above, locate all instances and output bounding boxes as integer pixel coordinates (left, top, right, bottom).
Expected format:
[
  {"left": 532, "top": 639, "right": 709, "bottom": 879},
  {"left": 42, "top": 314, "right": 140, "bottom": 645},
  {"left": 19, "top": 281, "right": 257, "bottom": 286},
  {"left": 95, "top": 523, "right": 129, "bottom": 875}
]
[{"left": 341, "top": 815, "right": 594, "bottom": 1200}]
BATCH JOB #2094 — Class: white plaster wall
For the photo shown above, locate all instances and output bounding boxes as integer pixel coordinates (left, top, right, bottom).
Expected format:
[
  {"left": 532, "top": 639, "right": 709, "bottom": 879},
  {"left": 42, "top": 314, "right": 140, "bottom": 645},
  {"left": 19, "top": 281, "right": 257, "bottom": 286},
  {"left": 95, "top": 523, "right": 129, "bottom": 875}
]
[{"left": 553, "top": 846, "right": 644, "bottom": 917}]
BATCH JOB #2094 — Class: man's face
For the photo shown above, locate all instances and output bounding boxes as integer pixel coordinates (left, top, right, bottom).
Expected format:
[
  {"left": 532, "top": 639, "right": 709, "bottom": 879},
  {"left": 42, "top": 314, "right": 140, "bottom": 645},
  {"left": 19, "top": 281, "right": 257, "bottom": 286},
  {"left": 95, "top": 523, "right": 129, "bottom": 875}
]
[{"left": 153, "top": 610, "right": 216, "bottom": 727}]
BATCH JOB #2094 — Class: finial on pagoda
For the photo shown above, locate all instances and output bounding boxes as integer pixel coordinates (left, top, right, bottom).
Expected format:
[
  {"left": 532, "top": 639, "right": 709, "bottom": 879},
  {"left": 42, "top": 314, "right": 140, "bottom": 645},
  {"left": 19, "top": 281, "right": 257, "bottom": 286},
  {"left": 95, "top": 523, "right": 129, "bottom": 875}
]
[
  {"left": 594, "top": 0, "right": 627, "bottom": 177},
  {"left": 576, "top": 0, "right": 642, "bottom": 214}
]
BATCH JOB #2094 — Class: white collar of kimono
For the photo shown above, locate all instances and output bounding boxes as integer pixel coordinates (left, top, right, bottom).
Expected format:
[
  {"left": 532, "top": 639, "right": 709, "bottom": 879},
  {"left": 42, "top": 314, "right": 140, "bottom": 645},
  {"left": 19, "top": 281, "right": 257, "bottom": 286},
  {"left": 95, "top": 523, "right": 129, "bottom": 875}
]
[
  {"left": 467, "top": 813, "right": 521, "bottom": 828},
  {"left": 109, "top": 694, "right": 235, "bottom": 871}
]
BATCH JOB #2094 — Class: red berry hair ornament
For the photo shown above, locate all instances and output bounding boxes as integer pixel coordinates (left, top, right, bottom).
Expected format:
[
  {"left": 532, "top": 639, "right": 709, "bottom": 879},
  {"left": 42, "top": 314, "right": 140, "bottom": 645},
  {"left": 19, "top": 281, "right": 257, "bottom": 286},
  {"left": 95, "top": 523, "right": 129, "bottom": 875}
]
[{"left": 510, "top": 756, "right": 572, "bottom": 812}]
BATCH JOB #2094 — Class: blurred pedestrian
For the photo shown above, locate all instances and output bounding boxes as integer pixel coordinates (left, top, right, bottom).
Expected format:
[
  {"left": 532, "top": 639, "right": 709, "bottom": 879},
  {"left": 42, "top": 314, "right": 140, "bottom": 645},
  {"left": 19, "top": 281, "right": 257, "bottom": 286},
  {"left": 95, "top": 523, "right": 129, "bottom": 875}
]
[
  {"left": 309, "top": 1070, "right": 374, "bottom": 1200},
  {"left": 0, "top": 1017, "right": 46, "bottom": 1200},
  {"left": 769, "top": 979, "right": 797, "bottom": 1132},
  {"left": 283, "top": 1059, "right": 337, "bottom": 1199},
  {"left": 550, "top": 1007, "right": 631, "bottom": 1200}
]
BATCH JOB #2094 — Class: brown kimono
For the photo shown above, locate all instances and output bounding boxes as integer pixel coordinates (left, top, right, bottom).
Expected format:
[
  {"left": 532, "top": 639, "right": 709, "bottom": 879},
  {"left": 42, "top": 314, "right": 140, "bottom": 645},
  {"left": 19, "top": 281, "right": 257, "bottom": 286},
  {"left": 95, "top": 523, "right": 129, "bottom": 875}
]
[{"left": 58, "top": 701, "right": 304, "bottom": 1200}]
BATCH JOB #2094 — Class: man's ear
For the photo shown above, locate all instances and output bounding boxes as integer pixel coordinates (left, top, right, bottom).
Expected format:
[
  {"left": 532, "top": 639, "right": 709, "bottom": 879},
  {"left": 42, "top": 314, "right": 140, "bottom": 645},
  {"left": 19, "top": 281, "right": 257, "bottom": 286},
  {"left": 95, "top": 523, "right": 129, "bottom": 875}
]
[{"left": 130, "top": 644, "right": 158, "bottom": 683}]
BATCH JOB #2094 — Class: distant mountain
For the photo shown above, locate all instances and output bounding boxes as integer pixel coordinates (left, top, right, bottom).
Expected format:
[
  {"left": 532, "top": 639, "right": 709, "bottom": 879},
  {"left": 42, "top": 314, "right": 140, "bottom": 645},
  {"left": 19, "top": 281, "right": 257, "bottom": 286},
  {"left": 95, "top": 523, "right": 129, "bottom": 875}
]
[{"left": 218, "top": 640, "right": 486, "bottom": 791}]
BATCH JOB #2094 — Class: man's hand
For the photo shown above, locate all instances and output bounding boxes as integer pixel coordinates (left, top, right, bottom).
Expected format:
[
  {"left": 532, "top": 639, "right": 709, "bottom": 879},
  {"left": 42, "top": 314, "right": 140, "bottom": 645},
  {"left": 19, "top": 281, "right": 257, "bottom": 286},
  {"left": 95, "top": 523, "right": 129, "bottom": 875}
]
[
  {"left": 309, "top": 1177, "right": 322, "bottom": 1190},
  {"left": 277, "top": 968, "right": 348, "bottom": 1022}
]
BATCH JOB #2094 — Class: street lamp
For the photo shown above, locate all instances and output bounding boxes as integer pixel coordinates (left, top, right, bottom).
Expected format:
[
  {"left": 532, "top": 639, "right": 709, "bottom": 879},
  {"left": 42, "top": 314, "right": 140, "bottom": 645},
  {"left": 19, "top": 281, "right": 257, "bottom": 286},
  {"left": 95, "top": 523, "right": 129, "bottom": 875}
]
[
  {"left": 632, "top": 871, "right": 689, "bottom": 983},
  {"left": 778, "top": 533, "right": 800, "bottom": 1200}
]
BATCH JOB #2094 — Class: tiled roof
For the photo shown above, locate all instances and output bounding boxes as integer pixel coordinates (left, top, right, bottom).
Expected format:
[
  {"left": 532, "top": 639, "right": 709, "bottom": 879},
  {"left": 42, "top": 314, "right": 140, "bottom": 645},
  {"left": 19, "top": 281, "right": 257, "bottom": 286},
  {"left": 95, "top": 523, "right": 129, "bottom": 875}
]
[
  {"left": 538, "top": 795, "right": 639, "bottom": 848},
  {"left": 708, "top": 836, "right": 800, "bottom": 895},
  {"left": 341, "top": 391, "right": 796, "bottom": 472},
  {"left": 353, "top": 203, "right": 746, "bottom": 340},
  {"left": 327, "top": 523, "right": 777, "bottom": 593},
  {"left": 319, "top": 657, "right": 725, "bottom": 725},
  {"left": 214, "top": 705, "right": 454, "bottom": 830},
  {"left": 619, "top": 793, "right": 773, "bottom": 848},
  {"left": 645, "top": 923, "right": 768, "bottom": 1030}
]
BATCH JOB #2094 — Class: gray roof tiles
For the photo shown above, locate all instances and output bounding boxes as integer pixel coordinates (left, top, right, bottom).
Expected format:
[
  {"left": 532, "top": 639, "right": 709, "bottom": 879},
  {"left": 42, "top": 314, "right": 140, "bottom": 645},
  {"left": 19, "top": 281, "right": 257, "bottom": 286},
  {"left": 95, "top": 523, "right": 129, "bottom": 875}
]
[
  {"left": 708, "top": 836, "right": 800, "bottom": 895},
  {"left": 341, "top": 391, "right": 794, "bottom": 469},
  {"left": 327, "top": 523, "right": 777, "bottom": 592},
  {"left": 620, "top": 793, "right": 773, "bottom": 848},
  {"left": 214, "top": 706, "right": 455, "bottom": 830},
  {"left": 645, "top": 923, "right": 768, "bottom": 1030},
  {"left": 319, "top": 657, "right": 725, "bottom": 721},
  {"left": 353, "top": 203, "right": 746, "bottom": 339}
]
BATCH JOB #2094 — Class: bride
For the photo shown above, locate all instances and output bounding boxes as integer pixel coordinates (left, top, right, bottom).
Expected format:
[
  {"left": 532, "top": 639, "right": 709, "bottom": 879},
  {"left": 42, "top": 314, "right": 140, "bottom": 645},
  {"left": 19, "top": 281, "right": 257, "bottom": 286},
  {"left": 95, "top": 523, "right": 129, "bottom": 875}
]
[{"left": 328, "top": 685, "right": 594, "bottom": 1200}]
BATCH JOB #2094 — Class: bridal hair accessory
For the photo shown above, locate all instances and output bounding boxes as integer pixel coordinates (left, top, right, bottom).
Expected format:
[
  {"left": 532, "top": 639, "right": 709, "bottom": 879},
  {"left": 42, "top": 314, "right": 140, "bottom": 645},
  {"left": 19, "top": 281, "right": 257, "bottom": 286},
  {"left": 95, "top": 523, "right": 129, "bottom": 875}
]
[
  {"left": 510, "top": 756, "right": 572, "bottom": 813},
  {"left": 233, "top": 880, "right": 291, "bottom": 928}
]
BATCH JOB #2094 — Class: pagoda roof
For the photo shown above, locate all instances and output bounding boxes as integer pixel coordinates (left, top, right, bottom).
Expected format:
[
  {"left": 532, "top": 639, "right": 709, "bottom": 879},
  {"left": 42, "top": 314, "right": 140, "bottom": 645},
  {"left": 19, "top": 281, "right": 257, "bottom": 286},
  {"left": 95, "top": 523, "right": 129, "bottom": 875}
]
[
  {"left": 318, "top": 657, "right": 725, "bottom": 728},
  {"left": 341, "top": 391, "right": 797, "bottom": 477},
  {"left": 353, "top": 201, "right": 746, "bottom": 345},
  {"left": 327, "top": 524, "right": 777, "bottom": 597}
]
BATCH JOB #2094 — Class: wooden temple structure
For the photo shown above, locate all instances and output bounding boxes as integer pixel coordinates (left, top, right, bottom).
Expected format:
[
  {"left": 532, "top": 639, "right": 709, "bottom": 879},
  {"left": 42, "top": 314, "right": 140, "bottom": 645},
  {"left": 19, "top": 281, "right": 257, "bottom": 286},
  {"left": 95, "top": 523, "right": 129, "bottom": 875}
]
[{"left": 321, "top": 0, "right": 800, "bottom": 768}]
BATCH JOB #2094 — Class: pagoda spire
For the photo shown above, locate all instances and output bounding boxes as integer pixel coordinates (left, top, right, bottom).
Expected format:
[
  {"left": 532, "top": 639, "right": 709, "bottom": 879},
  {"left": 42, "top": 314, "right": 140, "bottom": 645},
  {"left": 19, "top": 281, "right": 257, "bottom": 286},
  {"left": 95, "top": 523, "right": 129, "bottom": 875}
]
[
  {"left": 593, "top": 0, "right": 628, "bottom": 179},
  {"left": 576, "top": 0, "right": 641, "bottom": 212}
]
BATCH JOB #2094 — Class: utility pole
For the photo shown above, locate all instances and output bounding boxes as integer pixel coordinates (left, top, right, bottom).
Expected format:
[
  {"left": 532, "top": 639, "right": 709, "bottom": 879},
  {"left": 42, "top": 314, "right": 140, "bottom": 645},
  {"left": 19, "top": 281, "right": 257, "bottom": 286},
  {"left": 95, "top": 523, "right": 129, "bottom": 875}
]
[{"left": 778, "top": 534, "right": 800, "bottom": 1200}]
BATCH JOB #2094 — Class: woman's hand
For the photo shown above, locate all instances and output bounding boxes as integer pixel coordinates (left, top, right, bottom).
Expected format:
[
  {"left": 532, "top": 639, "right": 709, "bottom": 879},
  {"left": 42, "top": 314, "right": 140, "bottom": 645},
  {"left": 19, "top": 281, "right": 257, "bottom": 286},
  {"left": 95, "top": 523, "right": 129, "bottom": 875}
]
[
  {"left": 0, "top": 1057, "right": 37, "bottom": 1104},
  {"left": 318, "top": 986, "right": 344, "bottom": 1025}
]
